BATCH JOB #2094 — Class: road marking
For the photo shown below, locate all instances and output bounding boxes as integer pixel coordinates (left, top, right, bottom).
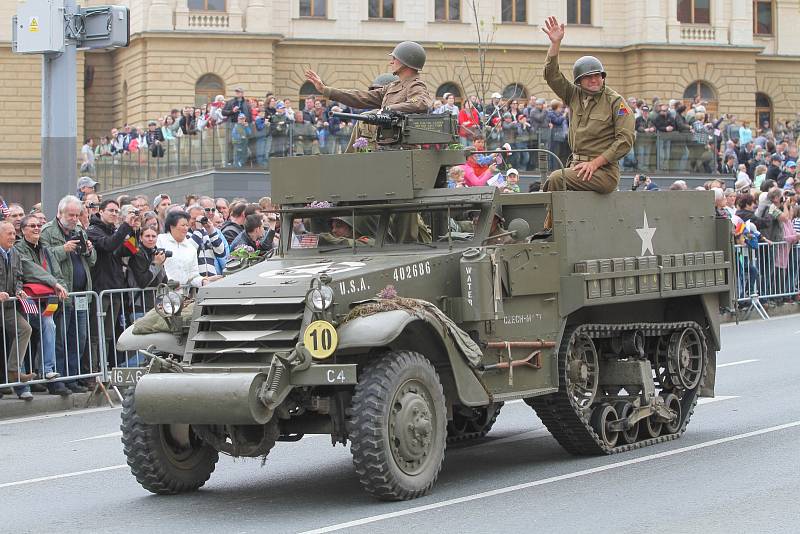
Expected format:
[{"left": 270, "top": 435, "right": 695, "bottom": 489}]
[
  {"left": 69, "top": 431, "right": 122, "bottom": 443},
  {"left": 0, "top": 406, "right": 120, "bottom": 426},
  {"left": 697, "top": 395, "right": 738, "bottom": 405},
  {"left": 300, "top": 419, "right": 800, "bottom": 534},
  {"left": 0, "top": 465, "right": 127, "bottom": 490},
  {"left": 717, "top": 359, "right": 759, "bottom": 368}
]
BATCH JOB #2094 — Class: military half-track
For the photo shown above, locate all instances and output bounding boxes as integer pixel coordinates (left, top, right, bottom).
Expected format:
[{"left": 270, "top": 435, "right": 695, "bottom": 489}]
[{"left": 119, "top": 113, "right": 732, "bottom": 500}]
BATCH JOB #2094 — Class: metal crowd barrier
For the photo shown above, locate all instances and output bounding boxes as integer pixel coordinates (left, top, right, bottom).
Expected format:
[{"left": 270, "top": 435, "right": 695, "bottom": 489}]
[
  {"left": 1, "top": 291, "right": 105, "bottom": 395},
  {"left": 97, "top": 287, "right": 158, "bottom": 372},
  {"left": 734, "top": 242, "right": 800, "bottom": 319}
]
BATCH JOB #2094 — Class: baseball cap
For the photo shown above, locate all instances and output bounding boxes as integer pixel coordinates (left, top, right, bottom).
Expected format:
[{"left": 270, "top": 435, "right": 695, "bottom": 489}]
[
  {"left": 77, "top": 176, "right": 97, "bottom": 189},
  {"left": 152, "top": 194, "right": 169, "bottom": 209},
  {"left": 786, "top": 160, "right": 797, "bottom": 168},
  {"left": 641, "top": 105, "right": 650, "bottom": 111},
  {"left": 734, "top": 177, "right": 750, "bottom": 192},
  {"left": 234, "top": 87, "right": 244, "bottom": 93},
  {"left": 237, "top": 113, "right": 246, "bottom": 119},
  {"left": 276, "top": 102, "right": 285, "bottom": 110},
  {"left": 506, "top": 168, "right": 519, "bottom": 176},
  {"left": 491, "top": 92, "right": 502, "bottom": 99},
  {"left": 770, "top": 153, "right": 782, "bottom": 161}
]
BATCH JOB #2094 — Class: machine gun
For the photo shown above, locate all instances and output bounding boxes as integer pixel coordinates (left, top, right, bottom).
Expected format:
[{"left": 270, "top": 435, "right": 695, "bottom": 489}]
[{"left": 331, "top": 111, "right": 457, "bottom": 146}]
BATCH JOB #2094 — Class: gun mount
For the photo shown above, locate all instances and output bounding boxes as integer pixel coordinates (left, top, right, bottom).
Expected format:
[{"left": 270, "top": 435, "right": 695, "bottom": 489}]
[{"left": 330, "top": 111, "right": 458, "bottom": 146}]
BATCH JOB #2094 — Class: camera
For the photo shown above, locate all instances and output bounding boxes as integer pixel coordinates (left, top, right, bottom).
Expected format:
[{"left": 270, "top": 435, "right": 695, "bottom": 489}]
[
  {"left": 786, "top": 190, "right": 796, "bottom": 197},
  {"left": 87, "top": 202, "right": 99, "bottom": 209},
  {"left": 198, "top": 216, "right": 209, "bottom": 225},
  {"left": 155, "top": 248, "right": 173, "bottom": 258},
  {"left": 69, "top": 230, "right": 87, "bottom": 254}
]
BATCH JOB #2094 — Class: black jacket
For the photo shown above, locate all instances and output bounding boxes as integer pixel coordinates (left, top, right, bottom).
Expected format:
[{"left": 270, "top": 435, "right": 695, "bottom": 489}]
[
  {"left": 127, "top": 246, "right": 168, "bottom": 309},
  {"left": 86, "top": 213, "right": 133, "bottom": 292},
  {"left": 220, "top": 220, "right": 244, "bottom": 246},
  {"left": 652, "top": 114, "right": 676, "bottom": 132},
  {"left": 222, "top": 97, "right": 252, "bottom": 124}
]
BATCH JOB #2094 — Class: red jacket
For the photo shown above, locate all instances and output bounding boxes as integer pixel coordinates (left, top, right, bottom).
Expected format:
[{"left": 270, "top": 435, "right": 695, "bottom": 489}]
[{"left": 458, "top": 108, "right": 480, "bottom": 139}]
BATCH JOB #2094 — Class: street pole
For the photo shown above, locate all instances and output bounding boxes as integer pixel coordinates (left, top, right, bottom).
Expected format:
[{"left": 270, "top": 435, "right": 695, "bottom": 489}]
[{"left": 40, "top": 0, "right": 77, "bottom": 217}]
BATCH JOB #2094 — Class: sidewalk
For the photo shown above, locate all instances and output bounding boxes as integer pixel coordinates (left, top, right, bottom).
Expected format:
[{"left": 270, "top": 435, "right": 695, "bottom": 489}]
[{"left": 0, "top": 388, "right": 119, "bottom": 420}]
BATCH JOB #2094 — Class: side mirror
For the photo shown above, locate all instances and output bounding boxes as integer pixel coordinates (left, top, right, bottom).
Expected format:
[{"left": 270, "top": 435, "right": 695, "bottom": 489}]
[{"left": 507, "top": 218, "right": 531, "bottom": 241}]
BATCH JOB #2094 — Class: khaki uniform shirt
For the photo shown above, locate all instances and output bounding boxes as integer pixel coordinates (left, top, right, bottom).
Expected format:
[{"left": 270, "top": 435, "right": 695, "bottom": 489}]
[
  {"left": 323, "top": 75, "right": 432, "bottom": 113},
  {"left": 544, "top": 54, "right": 635, "bottom": 165}
]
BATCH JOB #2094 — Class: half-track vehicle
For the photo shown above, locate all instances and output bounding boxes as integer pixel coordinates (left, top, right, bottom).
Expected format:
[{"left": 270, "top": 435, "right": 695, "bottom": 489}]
[{"left": 119, "top": 113, "right": 732, "bottom": 501}]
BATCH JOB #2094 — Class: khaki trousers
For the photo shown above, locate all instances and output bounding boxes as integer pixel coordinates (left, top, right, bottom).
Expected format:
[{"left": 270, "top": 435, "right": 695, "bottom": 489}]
[
  {"left": 543, "top": 164, "right": 620, "bottom": 194},
  {"left": 3, "top": 308, "right": 32, "bottom": 374}
]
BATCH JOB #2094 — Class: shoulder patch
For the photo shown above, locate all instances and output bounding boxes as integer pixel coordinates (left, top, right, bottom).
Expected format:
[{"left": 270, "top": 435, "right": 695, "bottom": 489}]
[{"left": 617, "top": 102, "right": 630, "bottom": 116}]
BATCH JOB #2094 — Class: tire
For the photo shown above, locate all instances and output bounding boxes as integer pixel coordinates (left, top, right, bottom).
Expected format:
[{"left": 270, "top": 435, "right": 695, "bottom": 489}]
[
  {"left": 120, "top": 387, "right": 219, "bottom": 495},
  {"left": 348, "top": 350, "right": 447, "bottom": 501}
]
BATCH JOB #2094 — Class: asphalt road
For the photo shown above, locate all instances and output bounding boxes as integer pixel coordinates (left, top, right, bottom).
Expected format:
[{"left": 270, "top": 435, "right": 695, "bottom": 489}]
[{"left": 2, "top": 315, "right": 799, "bottom": 534}]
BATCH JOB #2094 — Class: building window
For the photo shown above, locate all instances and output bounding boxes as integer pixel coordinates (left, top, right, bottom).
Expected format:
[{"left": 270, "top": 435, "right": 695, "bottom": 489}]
[
  {"left": 682, "top": 80, "right": 717, "bottom": 115},
  {"left": 299, "top": 0, "right": 326, "bottom": 18},
  {"left": 436, "top": 82, "right": 462, "bottom": 106},
  {"left": 755, "top": 92, "right": 772, "bottom": 130},
  {"left": 299, "top": 81, "right": 321, "bottom": 101},
  {"left": 368, "top": 0, "right": 394, "bottom": 19},
  {"left": 567, "top": 0, "right": 591, "bottom": 25},
  {"left": 753, "top": 1, "right": 773, "bottom": 35},
  {"left": 188, "top": 0, "right": 226, "bottom": 11},
  {"left": 501, "top": 0, "right": 526, "bottom": 23},
  {"left": 502, "top": 83, "right": 527, "bottom": 101},
  {"left": 435, "top": 0, "right": 460, "bottom": 21},
  {"left": 677, "top": 0, "right": 710, "bottom": 24},
  {"left": 195, "top": 73, "right": 226, "bottom": 107}
]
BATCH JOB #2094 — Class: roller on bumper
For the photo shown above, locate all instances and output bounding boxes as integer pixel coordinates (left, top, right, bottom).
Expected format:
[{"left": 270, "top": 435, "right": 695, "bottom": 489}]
[{"left": 134, "top": 373, "right": 270, "bottom": 425}]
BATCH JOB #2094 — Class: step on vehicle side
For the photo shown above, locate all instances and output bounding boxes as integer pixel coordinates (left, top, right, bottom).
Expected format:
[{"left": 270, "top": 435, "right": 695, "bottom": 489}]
[{"left": 118, "top": 113, "right": 731, "bottom": 500}]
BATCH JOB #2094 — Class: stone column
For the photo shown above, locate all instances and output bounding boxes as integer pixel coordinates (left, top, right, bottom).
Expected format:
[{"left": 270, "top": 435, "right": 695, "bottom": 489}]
[
  {"left": 712, "top": 0, "right": 727, "bottom": 43},
  {"left": 147, "top": 0, "right": 174, "bottom": 31},
  {"left": 245, "top": 0, "right": 268, "bottom": 32},
  {"left": 729, "top": 0, "right": 753, "bottom": 46},
  {"left": 228, "top": 0, "right": 244, "bottom": 31},
  {"left": 667, "top": 0, "right": 681, "bottom": 43},
  {"left": 643, "top": 0, "right": 667, "bottom": 43}
]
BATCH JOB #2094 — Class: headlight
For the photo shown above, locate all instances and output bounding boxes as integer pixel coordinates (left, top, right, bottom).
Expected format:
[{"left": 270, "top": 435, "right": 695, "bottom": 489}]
[
  {"left": 308, "top": 286, "right": 334, "bottom": 311},
  {"left": 156, "top": 291, "right": 184, "bottom": 317}
]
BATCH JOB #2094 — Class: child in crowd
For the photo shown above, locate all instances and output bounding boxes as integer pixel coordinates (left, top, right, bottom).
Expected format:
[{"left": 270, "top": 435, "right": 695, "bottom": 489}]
[{"left": 447, "top": 166, "right": 466, "bottom": 188}]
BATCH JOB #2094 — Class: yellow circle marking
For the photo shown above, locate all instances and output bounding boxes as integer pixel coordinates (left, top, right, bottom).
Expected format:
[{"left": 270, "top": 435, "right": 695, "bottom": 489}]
[{"left": 303, "top": 320, "right": 338, "bottom": 359}]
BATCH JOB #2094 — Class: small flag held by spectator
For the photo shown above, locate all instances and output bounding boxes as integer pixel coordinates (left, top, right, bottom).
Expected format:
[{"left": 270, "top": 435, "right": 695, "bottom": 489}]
[
  {"left": 19, "top": 298, "right": 39, "bottom": 315},
  {"left": 123, "top": 235, "right": 139, "bottom": 255},
  {"left": 42, "top": 298, "right": 59, "bottom": 317}
]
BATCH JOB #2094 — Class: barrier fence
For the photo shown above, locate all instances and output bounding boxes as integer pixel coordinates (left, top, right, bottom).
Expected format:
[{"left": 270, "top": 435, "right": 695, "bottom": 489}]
[
  {"left": 1, "top": 291, "right": 104, "bottom": 397},
  {"left": 90, "top": 124, "right": 723, "bottom": 190},
  {"left": 2, "top": 249, "right": 798, "bottom": 398}
]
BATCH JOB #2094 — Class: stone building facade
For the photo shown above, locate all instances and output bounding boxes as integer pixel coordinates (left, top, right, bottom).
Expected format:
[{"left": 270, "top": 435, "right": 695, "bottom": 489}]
[{"left": 1, "top": 0, "right": 799, "bottom": 205}]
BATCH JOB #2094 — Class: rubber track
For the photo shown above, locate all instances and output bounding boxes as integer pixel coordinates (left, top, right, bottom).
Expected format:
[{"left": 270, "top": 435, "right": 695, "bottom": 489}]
[
  {"left": 120, "top": 388, "right": 219, "bottom": 494},
  {"left": 527, "top": 322, "right": 705, "bottom": 456}
]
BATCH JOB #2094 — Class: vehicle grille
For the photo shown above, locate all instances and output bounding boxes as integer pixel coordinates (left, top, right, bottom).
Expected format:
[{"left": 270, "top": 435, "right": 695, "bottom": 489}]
[{"left": 189, "top": 296, "right": 305, "bottom": 362}]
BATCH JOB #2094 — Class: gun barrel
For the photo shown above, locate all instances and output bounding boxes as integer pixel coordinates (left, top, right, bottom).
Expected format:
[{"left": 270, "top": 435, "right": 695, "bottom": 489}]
[{"left": 330, "top": 111, "right": 370, "bottom": 122}]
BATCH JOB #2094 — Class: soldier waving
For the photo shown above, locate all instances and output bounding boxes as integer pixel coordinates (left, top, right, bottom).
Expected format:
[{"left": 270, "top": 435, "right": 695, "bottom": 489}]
[{"left": 540, "top": 16, "right": 635, "bottom": 196}]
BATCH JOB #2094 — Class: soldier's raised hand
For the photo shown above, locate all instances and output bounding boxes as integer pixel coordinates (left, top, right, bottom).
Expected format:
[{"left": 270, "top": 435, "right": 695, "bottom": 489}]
[
  {"left": 542, "top": 16, "right": 565, "bottom": 43},
  {"left": 304, "top": 69, "right": 326, "bottom": 94}
]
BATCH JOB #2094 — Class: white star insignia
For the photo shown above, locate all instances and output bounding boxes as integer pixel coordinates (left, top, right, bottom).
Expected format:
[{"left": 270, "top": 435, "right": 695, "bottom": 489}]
[{"left": 635, "top": 211, "right": 657, "bottom": 256}]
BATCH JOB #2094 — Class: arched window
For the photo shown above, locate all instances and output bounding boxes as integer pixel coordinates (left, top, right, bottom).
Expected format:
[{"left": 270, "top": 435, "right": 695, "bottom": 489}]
[
  {"left": 435, "top": 82, "right": 462, "bottom": 106},
  {"left": 682, "top": 80, "right": 717, "bottom": 115},
  {"left": 755, "top": 92, "right": 772, "bottom": 130},
  {"left": 195, "top": 73, "right": 225, "bottom": 107},
  {"left": 502, "top": 83, "right": 527, "bottom": 101},
  {"left": 298, "top": 81, "right": 322, "bottom": 105}
]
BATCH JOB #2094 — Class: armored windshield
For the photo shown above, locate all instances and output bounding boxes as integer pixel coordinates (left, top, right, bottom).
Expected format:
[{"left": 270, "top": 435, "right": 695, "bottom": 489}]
[{"left": 280, "top": 202, "right": 493, "bottom": 255}]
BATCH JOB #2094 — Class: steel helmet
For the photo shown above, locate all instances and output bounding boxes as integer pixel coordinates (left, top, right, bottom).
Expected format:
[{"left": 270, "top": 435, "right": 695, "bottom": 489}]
[
  {"left": 389, "top": 41, "right": 426, "bottom": 71},
  {"left": 370, "top": 73, "right": 400, "bottom": 89},
  {"left": 572, "top": 55, "right": 606, "bottom": 83}
]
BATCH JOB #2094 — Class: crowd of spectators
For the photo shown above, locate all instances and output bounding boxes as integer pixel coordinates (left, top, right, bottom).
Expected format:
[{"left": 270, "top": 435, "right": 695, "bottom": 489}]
[{"left": 82, "top": 84, "right": 800, "bottom": 178}]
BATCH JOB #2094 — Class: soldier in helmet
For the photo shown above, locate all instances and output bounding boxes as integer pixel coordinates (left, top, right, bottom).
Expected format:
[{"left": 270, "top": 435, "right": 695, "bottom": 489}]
[
  {"left": 303, "top": 41, "right": 432, "bottom": 115},
  {"left": 319, "top": 216, "right": 375, "bottom": 247},
  {"left": 540, "top": 16, "right": 635, "bottom": 201}
]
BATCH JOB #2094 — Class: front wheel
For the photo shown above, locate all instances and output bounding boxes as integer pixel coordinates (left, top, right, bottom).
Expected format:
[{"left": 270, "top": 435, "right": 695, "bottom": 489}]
[
  {"left": 348, "top": 350, "right": 447, "bottom": 501},
  {"left": 121, "top": 388, "right": 219, "bottom": 495}
]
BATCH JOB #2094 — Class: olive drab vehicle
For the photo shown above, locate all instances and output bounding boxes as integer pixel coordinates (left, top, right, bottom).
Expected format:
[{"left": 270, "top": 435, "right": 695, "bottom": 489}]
[{"left": 118, "top": 112, "right": 732, "bottom": 501}]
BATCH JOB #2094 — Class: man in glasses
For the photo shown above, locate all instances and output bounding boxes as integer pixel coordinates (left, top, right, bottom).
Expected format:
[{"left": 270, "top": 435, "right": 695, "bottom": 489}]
[
  {"left": 191, "top": 198, "right": 229, "bottom": 277},
  {"left": 87, "top": 199, "right": 137, "bottom": 368},
  {"left": 215, "top": 198, "right": 230, "bottom": 221},
  {"left": 40, "top": 195, "right": 97, "bottom": 393}
]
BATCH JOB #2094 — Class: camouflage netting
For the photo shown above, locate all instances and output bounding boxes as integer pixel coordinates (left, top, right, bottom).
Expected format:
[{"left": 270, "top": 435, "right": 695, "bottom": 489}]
[
  {"left": 132, "top": 301, "right": 195, "bottom": 335},
  {"left": 344, "top": 296, "right": 483, "bottom": 367}
]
